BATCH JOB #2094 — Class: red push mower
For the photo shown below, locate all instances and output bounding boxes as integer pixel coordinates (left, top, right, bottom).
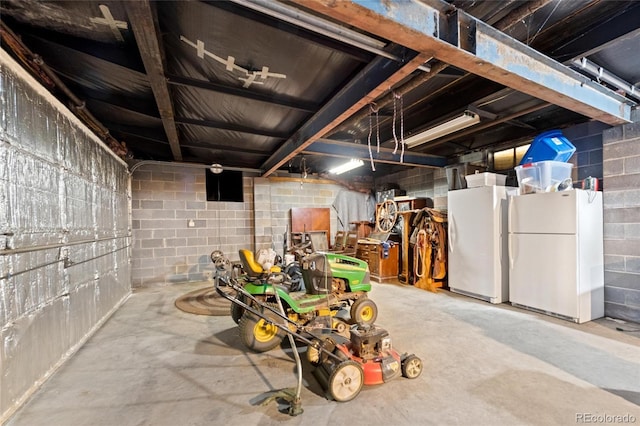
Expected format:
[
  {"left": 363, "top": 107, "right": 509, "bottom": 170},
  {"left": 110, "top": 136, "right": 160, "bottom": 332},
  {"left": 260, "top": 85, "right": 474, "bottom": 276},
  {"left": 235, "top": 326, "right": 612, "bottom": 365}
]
[
  {"left": 307, "top": 324, "right": 423, "bottom": 402},
  {"left": 213, "top": 253, "right": 423, "bottom": 414}
]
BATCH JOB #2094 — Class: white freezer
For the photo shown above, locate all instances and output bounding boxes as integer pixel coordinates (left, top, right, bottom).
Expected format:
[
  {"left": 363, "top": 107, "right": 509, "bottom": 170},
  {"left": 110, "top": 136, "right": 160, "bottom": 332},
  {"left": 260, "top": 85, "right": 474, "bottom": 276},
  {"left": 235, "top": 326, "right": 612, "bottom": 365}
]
[
  {"left": 510, "top": 233, "right": 579, "bottom": 318},
  {"left": 509, "top": 190, "right": 578, "bottom": 234},
  {"left": 508, "top": 190, "right": 604, "bottom": 323},
  {"left": 448, "top": 186, "right": 508, "bottom": 303}
]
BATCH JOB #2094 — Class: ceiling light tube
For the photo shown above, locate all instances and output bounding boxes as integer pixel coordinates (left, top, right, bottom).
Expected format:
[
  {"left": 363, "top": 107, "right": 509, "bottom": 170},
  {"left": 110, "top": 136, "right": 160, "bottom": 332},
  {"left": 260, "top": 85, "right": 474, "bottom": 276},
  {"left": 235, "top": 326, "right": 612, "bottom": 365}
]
[
  {"left": 329, "top": 158, "right": 364, "bottom": 175},
  {"left": 405, "top": 111, "right": 480, "bottom": 148}
]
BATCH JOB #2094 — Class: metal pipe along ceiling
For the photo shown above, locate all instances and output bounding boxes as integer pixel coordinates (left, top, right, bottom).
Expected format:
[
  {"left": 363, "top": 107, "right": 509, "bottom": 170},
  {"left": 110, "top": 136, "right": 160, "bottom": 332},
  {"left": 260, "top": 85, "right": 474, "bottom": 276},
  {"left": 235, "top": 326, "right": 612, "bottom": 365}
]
[
  {"left": 573, "top": 57, "right": 640, "bottom": 102},
  {"left": 129, "top": 160, "right": 263, "bottom": 174}
]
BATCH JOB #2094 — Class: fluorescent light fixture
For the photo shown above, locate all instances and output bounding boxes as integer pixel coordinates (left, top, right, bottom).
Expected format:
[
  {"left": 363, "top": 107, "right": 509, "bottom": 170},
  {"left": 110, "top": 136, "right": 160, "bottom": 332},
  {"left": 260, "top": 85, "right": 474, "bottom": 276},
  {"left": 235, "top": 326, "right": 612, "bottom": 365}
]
[
  {"left": 404, "top": 111, "right": 480, "bottom": 148},
  {"left": 329, "top": 158, "right": 364, "bottom": 175}
]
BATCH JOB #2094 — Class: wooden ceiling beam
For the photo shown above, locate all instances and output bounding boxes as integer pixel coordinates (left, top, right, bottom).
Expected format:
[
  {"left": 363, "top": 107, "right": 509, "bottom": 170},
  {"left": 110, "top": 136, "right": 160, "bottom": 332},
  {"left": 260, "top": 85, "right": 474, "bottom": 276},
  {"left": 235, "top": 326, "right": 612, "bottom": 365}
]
[{"left": 125, "top": 0, "right": 182, "bottom": 160}]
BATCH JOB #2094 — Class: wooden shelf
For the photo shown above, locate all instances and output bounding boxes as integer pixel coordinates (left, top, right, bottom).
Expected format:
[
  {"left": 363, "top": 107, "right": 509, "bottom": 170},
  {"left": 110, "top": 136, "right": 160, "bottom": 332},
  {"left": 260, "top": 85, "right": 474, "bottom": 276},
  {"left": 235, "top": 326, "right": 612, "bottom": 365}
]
[{"left": 395, "top": 197, "right": 433, "bottom": 212}]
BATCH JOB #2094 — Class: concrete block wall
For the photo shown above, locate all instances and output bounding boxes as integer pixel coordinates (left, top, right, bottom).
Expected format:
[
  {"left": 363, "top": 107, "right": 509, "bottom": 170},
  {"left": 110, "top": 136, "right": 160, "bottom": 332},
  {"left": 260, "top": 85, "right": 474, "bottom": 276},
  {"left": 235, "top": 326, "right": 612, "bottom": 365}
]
[
  {"left": 253, "top": 177, "right": 344, "bottom": 252},
  {"left": 0, "top": 50, "right": 131, "bottom": 421},
  {"left": 602, "top": 119, "right": 640, "bottom": 323},
  {"left": 563, "top": 121, "right": 611, "bottom": 187},
  {"left": 131, "top": 165, "right": 254, "bottom": 286},
  {"left": 375, "top": 167, "right": 448, "bottom": 209},
  {"left": 131, "top": 173, "right": 349, "bottom": 284},
  {"left": 253, "top": 178, "right": 274, "bottom": 250}
]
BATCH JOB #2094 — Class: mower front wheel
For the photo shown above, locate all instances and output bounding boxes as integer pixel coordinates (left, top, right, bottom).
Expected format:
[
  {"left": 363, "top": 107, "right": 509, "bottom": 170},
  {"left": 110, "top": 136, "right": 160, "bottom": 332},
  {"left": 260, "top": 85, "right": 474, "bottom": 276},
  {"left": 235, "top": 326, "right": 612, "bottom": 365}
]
[
  {"left": 238, "top": 302, "right": 284, "bottom": 352},
  {"left": 401, "top": 354, "right": 423, "bottom": 379},
  {"left": 328, "top": 360, "right": 364, "bottom": 402},
  {"left": 350, "top": 298, "right": 378, "bottom": 326}
]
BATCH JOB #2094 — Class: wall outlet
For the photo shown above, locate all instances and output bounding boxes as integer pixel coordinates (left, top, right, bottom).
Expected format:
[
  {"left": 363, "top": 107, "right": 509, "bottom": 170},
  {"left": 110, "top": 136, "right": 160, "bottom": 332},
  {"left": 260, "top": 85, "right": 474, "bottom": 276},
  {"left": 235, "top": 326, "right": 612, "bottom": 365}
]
[
  {"left": 203, "top": 271, "right": 213, "bottom": 280},
  {"left": 187, "top": 219, "right": 195, "bottom": 228}
]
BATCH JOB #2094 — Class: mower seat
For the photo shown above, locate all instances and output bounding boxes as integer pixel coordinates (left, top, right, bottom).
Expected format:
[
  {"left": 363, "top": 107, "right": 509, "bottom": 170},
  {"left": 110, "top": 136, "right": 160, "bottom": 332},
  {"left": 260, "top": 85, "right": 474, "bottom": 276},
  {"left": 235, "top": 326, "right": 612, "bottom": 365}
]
[{"left": 238, "top": 249, "right": 281, "bottom": 278}]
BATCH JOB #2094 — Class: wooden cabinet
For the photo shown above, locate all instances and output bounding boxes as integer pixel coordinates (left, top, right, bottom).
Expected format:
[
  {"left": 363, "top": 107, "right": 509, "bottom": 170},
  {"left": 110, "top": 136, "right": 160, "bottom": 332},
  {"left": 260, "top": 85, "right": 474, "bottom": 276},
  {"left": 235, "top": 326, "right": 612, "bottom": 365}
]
[
  {"left": 291, "top": 208, "right": 330, "bottom": 246},
  {"left": 356, "top": 241, "right": 399, "bottom": 281},
  {"left": 350, "top": 221, "right": 374, "bottom": 239},
  {"left": 395, "top": 197, "right": 433, "bottom": 212}
]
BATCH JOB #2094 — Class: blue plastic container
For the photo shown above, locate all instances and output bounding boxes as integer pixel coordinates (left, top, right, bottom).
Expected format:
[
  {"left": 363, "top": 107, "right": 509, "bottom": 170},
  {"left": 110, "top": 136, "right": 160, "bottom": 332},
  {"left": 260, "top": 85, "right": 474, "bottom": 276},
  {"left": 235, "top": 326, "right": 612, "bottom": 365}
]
[{"left": 519, "top": 130, "right": 576, "bottom": 165}]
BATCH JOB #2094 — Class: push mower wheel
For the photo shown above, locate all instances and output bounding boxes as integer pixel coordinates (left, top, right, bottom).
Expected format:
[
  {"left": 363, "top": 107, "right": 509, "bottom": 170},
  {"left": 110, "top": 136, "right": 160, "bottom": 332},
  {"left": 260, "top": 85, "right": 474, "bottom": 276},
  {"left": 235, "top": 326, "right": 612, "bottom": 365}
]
[
  {"left": 238, "top": 302, "right": 284, "bottom": 352},
  {"left": 401, "top": 354, "right": 423, "bottom": 379},
  {"left": 350, "top": 297, "right": 378, "bottom": 326},
  {"left": 328, "top": 360, "right": 364, "bottom": 402},
  {"left": 229, "top": 294, "right": 246, "bottom": 324}
]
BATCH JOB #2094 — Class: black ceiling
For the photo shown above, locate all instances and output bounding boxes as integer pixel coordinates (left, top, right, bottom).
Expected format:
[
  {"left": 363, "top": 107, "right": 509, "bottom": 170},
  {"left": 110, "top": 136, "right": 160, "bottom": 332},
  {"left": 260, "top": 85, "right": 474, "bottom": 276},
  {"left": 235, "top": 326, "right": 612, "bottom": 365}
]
[{"left": 1, "top": 0, "right": 638, "bottom": 178}]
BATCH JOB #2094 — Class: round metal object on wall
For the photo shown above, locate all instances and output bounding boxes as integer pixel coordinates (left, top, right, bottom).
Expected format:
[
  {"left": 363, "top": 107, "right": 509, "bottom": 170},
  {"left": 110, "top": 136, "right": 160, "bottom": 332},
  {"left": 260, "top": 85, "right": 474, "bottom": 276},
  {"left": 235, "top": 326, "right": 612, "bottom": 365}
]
[{"left": 376, "top": 199, "right": 397, "bottom": 233}]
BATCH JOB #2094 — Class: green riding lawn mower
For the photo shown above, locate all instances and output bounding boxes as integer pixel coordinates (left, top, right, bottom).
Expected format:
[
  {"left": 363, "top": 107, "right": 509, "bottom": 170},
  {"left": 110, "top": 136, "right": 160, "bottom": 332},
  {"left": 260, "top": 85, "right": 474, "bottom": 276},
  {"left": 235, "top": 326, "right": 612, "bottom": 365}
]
[
  {"left": 214, "top": 248, "right": 378, "bottom": 352},
  {"left": 211, "top": 247, "right": 423, "bottom": 414}
]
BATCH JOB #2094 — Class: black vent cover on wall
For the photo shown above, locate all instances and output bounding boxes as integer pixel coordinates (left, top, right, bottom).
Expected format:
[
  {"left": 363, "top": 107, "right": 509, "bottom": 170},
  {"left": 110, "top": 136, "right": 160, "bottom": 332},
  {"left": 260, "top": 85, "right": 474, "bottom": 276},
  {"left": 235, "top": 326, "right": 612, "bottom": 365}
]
[{"left": 206, "top": 169, "right": 244, "bottom": 202}]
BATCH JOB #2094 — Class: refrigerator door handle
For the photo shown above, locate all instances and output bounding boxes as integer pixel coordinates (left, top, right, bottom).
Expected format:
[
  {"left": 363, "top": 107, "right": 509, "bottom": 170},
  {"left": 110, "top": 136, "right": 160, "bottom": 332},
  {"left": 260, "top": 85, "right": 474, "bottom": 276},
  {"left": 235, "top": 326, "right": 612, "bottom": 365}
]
[
  {"left": 509, "top": 234, "right": 515, "bottom": 269},
  {"left": 448, "top": 216, "right": 455, "bottom": 253},
  {"left": 499, "top": 213, "right": 502, "bottom": 263},
  {"left": 507, "top": 196, "right": 513, "bottom": 269},
  {"left": 508, "top": 195, "right": 514, "bottom": 234}
]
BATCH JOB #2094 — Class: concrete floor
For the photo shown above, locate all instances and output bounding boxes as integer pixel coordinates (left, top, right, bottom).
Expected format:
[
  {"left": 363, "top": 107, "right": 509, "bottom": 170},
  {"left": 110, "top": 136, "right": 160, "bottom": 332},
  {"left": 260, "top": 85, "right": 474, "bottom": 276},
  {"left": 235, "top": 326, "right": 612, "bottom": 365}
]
[{"left": 6, "top": 280, "right": 640, "bottom": 426}]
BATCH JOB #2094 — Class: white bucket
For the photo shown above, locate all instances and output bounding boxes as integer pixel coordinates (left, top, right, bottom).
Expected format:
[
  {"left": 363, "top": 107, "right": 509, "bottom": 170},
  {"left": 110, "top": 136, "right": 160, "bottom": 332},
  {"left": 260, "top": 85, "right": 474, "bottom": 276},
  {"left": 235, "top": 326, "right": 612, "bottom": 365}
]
[{"left": 284, "top": 254, "right": 295, "bottom": 266}]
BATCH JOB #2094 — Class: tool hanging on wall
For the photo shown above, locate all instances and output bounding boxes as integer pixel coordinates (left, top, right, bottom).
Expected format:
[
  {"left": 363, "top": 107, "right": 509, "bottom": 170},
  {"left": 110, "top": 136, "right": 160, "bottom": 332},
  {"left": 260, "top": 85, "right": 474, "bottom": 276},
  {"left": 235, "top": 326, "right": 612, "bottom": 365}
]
[{"left": 411, "top": 208, "right": 448, "bottom": 292}]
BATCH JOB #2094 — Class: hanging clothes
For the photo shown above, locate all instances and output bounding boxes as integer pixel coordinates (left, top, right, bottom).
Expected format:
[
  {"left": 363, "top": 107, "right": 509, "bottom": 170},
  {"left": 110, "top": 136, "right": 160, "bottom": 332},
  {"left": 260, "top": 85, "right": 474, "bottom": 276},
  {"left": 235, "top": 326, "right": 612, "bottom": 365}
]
[{"left": 332, "top": 190, "right": 376, "bottom": 231}]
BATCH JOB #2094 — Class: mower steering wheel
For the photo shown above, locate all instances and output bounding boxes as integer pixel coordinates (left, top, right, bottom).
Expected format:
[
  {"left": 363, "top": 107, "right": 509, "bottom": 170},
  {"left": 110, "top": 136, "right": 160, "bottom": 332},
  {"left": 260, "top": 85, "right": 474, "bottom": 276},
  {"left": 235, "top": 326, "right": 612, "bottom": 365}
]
[
  {"left": 214, "top": 256, "right": 231, "bottom": 271},
  {"left": 376, "top": 199, "right": 397, "bottom": 233},
  {"left": 210, "top": 249, "right": 224, "bottom": 263}
]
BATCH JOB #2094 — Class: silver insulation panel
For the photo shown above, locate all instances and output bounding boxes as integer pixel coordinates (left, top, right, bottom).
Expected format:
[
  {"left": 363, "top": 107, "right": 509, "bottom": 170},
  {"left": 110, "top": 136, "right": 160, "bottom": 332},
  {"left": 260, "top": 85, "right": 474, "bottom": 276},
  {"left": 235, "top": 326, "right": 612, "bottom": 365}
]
[{"left": 0, "top": 49, "right": 131, "bottom": 420}]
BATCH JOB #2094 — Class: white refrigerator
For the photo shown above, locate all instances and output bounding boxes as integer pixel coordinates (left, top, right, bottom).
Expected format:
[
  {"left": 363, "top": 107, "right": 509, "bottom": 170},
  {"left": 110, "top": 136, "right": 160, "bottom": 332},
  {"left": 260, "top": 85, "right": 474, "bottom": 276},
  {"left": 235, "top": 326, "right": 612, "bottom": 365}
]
[
  {"left": 448, "top": 186, "right": 509, "bottom": 304},
  {"left": 508, "top": 190, "right": 604, "bottom": 323}
]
